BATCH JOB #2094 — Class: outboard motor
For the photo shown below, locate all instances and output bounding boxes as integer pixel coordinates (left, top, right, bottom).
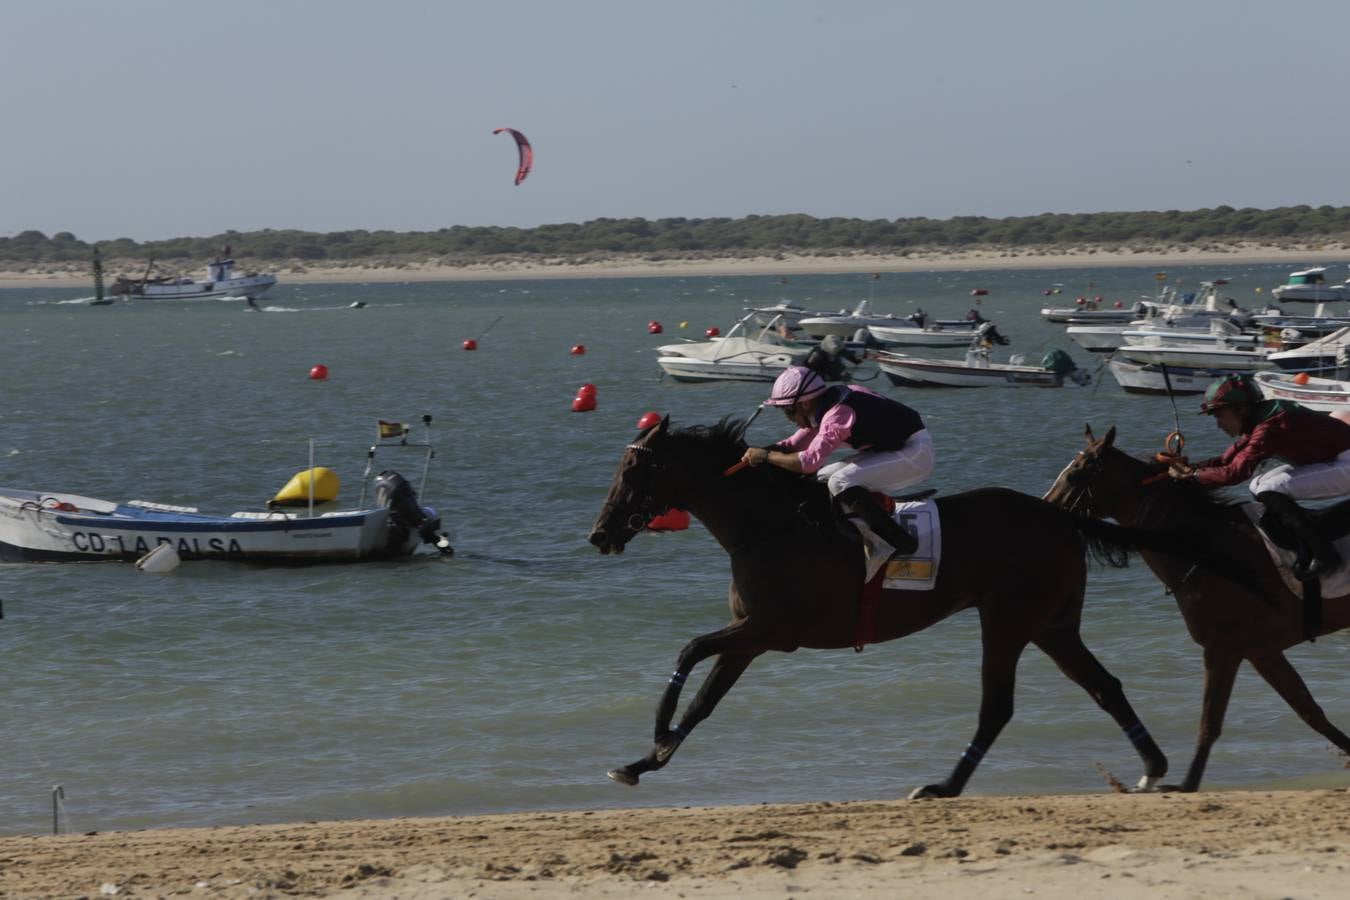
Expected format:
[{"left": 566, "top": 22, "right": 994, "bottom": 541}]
[{"left": 373, "top": 470, "right": 453, "bottom": 556}]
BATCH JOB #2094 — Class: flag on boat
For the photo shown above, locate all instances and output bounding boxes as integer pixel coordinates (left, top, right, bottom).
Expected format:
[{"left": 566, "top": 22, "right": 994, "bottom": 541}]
[{"left": 378, "top": 420, "right": 408, "bottom": 440}]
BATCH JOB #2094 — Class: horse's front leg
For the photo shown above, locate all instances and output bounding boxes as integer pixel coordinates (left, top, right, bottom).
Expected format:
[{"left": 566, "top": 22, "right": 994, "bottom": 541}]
[
  {"left": 1162, "top": 648, "right": 1241, "bottom": 793},
  {"left": 910, "top": 635, "right": 1028, "bottom": 799},
  {"left": 608, "top": 623, "right": 764, "bottom": 786}
]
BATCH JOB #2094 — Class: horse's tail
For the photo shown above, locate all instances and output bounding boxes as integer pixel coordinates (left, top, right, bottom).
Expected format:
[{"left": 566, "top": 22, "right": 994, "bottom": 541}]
[
  {"left": 1063, "top": 509, "right": 1264, "bottom": 590},
  {"left": 1067, "top": 514, "right": 1139, "bottom": 568}
]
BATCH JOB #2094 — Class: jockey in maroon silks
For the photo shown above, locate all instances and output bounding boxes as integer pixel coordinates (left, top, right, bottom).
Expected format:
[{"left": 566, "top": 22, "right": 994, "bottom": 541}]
[{"left": 1170, "top": 374, "right": 1350, "bottom": 578}]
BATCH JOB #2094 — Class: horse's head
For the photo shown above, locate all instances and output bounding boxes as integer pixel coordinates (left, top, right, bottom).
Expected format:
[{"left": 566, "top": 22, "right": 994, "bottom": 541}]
[
  {"left": 1044, "top": 424, "right": 1154, "bottom": 518},
  {"left": 588, "top": 415, "right": 679, "bottom": 555}
]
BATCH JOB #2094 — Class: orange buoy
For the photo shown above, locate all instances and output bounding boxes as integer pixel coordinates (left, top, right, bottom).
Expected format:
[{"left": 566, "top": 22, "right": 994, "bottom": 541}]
[
  {"left": 1294, "top": 372, "right": 1311, "bottom": 385},
  {"left": 570, "top": 344, "right": 586, "bottom": 355},
  {"left": 705, "top": 326, "right": 720, "bottom": 338},
  {"left": 648, "top": 321, "right": 663, "bottom": 334},
  {"left": 646, "top": 509, "right": 690, "bottom": 532},
  {"left": 636, "top": 411, "right": 662, "bottom": 430},
  {"left": 572, "top": 394, "right": 596, "bottom": 412},
  {"left": 462, "top": 339, "right": 478, "bottom": 351},
  {"left": 309, "top": 364, "right": 329, "bottom": 380}
]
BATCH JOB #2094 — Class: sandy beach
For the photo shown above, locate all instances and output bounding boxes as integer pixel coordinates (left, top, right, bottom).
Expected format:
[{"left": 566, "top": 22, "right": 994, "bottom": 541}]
[
  {"left": 3, "top": 242, "right": 1349, "bottom": 289},
  {"left": 0, "top": 789, "right": 1345, "bottom": 898}
]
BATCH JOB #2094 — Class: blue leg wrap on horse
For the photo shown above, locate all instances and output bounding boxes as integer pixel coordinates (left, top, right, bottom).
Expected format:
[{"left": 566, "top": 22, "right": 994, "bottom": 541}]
[{"left": 961, "top": 742, "right": 987, "bottom": 764}]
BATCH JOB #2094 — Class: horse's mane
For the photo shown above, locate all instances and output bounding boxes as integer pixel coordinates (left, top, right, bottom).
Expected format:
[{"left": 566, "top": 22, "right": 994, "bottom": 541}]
[
  {"left": 1096, "top": 446, "right": 1256, "bottom": 575},
  {"left": 667, "top": 417, "right": 832, "bottom": 517}
]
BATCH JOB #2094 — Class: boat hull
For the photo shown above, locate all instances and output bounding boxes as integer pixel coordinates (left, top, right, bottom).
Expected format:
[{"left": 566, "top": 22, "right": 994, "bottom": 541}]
[
  {"left": 127, "top": 275, "right": 278, "bottom": 300},
  {"left": 877, "top": 356, "right": 1064, "bottom": 388},
  {"left": 1252, "top": 372, "right": 1350, "bottom": 412},
  {"left": 1106, "top": 358, "right": 1216, "bottom": 394},
  {"left": 865, "top": 325, "right": 977, "bottom": 348},
  {"left": 0, "top": 489, "right": 420, "bottom": 563},
  {"left": 657, "top": 356, "right": 790, "bottom": 383}
]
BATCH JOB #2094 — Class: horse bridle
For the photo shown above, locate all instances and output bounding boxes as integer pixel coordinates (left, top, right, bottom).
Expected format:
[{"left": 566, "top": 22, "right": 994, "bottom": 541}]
[{"left": 619, "top": 443, "right": 672, "bottom": 533}]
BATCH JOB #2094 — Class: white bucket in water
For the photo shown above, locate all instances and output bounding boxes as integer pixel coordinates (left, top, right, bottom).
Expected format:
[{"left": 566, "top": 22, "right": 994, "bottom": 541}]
[{"left": 135, "top": 543, "right": 181, "bottom": 574}]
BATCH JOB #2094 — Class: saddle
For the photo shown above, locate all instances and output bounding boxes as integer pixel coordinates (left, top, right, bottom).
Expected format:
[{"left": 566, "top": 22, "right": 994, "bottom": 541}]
[
  {"left": 1252, "top": 496, "right": 1350, "bottom": 642},
  {"left": 1256, "top": 497, "right": 1350, "bottom": 562}
]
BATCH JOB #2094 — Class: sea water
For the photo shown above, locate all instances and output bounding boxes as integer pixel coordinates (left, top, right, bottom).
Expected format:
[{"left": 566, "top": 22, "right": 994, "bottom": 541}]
[{"left": 0, "top": 263, "right": 1346, "bottom": 836}]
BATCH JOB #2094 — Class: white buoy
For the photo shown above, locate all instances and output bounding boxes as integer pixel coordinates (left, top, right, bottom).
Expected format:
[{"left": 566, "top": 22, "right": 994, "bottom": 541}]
[{"left": 135, "top": 543, "right": 181, "bottom": 574}]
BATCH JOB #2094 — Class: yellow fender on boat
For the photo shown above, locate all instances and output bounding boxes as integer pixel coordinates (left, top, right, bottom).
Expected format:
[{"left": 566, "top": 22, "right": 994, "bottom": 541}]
[{"left": 268, "top": 467, "right": 340, "bottom": 507}]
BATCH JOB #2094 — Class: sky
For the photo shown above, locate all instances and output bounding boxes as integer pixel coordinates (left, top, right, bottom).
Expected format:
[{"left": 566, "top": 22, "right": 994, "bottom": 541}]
[{"left": 5, "top": 0, "right": 1349, "bottom": 242}]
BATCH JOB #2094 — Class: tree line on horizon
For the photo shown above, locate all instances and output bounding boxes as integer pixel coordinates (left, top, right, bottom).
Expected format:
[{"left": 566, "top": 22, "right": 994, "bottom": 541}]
[{"left": 5, "top": 205, "right": 1350, "bottom": 264}]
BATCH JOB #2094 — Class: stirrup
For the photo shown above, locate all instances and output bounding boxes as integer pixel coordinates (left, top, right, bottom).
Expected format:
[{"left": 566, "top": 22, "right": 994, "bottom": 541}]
[{"left": 861, "top": 533, "right": 896, "bottom": 582}]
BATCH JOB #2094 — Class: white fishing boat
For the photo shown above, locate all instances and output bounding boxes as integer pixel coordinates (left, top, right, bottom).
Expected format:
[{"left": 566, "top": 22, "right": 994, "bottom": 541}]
[
  {"left": 1112, "top": 334, "right": 1276, "bottom": 372},
  {"left": 1040, "top": 301, "right": 1144, "bottom": 324},
  {"left": 875, "top": 324, "right": 1089, "bottom": 388},
  {"left": 1271, "top": 266, "right": 1349, "bottom": 303},
  {"left": 877, "top": 348, "right": 1088, "bottom": 388},
  {"left": 797, "top": 299, "right": 961, "bottom": 339},
  {"left": 865, "top": 318, "right": 985, "bottom": 348},
  {"left": 1105, "top": 358, "right": 1225, "bottom": 395},
  {"left": 1267, "top": 326, "right": 1350, "bottom": 374},
  {"left": 656, "top": 313, "right": 808, "bottom": 383},
  {"left": 0, "top": 419, "right": 452, "bottom": 563},
  {"left": 1252, "top": 371, "right": 1350, "bottom": 413},
  {"left": 111, "top": 252, "right": 278, "bottom": 301}
]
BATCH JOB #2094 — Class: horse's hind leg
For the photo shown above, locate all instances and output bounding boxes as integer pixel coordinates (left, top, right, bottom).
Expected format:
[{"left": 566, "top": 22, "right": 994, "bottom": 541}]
[
  {"left": 909, "top": 634, "right": 1028, "bottom": 799},
  {"left": 608, "top": 622, "right": 765, "bottom": 786},
  {"left": 1250, "top": 652, "right": 1350, "bottom": 760},
  {"left": 1034, "top": 625, "right": 1168, "bottom": 791},
  {"left": 1165, "top": 649, "right": 1242, "bottom": 793}
]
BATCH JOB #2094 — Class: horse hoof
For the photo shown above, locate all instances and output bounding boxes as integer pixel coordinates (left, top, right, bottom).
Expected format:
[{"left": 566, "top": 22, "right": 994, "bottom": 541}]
[
  {"left": 607, "top": 767, "right": 639, "bottom": 786},
  {"left": 907, "top": 784, "right": 949, "bottom": 800}
]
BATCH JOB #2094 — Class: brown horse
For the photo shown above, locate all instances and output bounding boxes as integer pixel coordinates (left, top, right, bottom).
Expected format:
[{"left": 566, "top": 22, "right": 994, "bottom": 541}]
[
  {"left": 587, "top": 416, "right": 1181, "bottom": 798},
  {"left": 1044, "top": 425, "right": 1350, "bottom": 792}
]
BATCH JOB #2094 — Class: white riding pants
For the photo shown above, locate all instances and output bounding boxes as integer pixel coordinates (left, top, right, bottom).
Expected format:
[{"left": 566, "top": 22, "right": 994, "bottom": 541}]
[
  {"left": 817, "top": 429, "right": 935, "bottom": 497},
  {"left": 1249, "top": 448, "right": 1350, "bottom": 500}
]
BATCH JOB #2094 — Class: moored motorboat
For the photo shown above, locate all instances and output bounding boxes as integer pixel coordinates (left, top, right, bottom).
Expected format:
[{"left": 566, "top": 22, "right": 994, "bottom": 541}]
[
  {"left": 1271, "top": 266, "right": 1349, "bottom": 303},
  {"left": 0, "top": 419, "right": 452, "bottom": 563},
  {"left": 875, "top": 324, "right": 1089, "bottom": 388},
  {"left": 1106, "top": 358, "right": 1229, "bottom": 395},
  {"left": 656, "top": 313, "right": 810, "bottom": 383},
  {"left": 797, "top": 299, "right": 967, "bottom": 339},
  {"left": 1252, "top": 371, "right": 1350, "bottom": 412}
]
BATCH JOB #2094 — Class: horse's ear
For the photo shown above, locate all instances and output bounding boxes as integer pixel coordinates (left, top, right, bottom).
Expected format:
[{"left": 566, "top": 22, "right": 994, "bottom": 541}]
[
  {"left": 1084, "top": 423, "right": 1095, "bottom": 444},
  {"left": 1102, "top": 425, "right": 1116, "bottom": 450},
  {"left": 657, "top": 414, "right": 670, "bottom": 435}
]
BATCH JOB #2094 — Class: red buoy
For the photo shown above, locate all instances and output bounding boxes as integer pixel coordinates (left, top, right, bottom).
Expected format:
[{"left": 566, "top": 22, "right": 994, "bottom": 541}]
[
  {"left": 648, "top": 321, "right": 663, "bottom": 334},
  {"left": 1042, "top": 289, "right": 1052, "bottom": 296},
  {"left": 462, "top": 339, "right": 478, "bottom": 351},
  {"left": 572, "top": 394, "right": 596, "bottom": 412},
  {"left": 577, "top": 383, "right": 598, "bottom": 398},
  {"left": 646, "top": 509, "right": 690, "bottom": 532},
  {"left": 970, "top": 288, "right": 988, "bottom": 296},
  {"left": 309, "top": 364, "right": 329, "bottom": 380},
  {"left": 705, "top": 326, "right": 720, "bottom": 338},
  {"left": 636, "top": 411, "right": 662, "bottom": 430},
  {"left": 570, "top": 344, "right": 586, "bottom": 355},
  {"left": 1113, "top": 301, "right": 1124, "bottom": 309}
]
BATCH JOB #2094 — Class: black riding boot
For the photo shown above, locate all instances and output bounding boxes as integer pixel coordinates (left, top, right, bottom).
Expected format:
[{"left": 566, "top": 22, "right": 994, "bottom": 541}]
[
  {"left": 836, "top": 486, "right": 919, "bottom": 556},
  {"left": 1257, "top": 490, "right": 1342, "bottom": 579}
]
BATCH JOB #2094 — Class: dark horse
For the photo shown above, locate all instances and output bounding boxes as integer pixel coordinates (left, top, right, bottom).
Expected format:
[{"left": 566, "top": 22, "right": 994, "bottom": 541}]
[
  {"left": 587, "top": 416, "right": 1182, "bottom": 798},
  {"left": 1044, "top": 425, "right": 1350, "bottom": 792}
]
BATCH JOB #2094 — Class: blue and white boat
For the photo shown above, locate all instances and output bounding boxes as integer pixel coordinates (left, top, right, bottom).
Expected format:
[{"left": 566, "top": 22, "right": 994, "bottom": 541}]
[{"left": 0, "top": 420, "right": 452, "bottom": 563}]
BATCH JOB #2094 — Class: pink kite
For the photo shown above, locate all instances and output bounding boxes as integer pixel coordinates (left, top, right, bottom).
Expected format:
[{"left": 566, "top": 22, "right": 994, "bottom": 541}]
[{"left": 493, "top": 127, "right": 533, "bottom": 186}]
